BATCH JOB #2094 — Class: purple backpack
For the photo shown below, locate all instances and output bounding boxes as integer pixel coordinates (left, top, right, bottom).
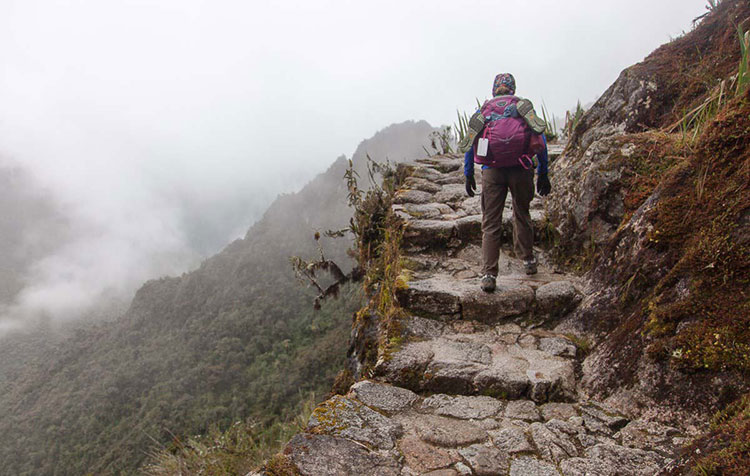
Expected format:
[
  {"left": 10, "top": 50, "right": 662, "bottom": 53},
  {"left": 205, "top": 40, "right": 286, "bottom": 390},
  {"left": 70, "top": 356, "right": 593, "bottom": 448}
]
[{"left": 473, "top": 95, "right": 533, "bottom": 168}]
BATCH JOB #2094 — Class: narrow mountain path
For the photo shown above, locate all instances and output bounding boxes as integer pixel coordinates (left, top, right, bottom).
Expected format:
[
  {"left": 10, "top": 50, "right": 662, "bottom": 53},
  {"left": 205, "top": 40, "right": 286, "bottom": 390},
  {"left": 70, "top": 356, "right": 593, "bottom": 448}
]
[{"left": 273, "top": 154, "right": 684, "bottom": 476}]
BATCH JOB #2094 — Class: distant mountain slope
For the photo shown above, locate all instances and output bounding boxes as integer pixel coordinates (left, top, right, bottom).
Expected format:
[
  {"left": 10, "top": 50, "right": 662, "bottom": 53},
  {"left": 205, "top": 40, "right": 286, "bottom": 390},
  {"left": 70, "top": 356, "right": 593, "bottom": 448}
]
[{"left": 0, "top": 120, "right": 437, "bottom": 475}]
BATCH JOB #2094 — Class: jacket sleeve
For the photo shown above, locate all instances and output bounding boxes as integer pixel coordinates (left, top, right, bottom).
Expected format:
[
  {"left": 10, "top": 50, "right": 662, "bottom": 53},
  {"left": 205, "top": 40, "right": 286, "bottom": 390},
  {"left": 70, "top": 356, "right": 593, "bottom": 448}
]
[
  {"left": 464, "top": 107, "right": 483, "bottom": 177},
  {"left": 537, "top": 134, "right": 549, "bottom": 175},
  {"left": 464, "top": 146, "right": 475, "bottom": 177}
]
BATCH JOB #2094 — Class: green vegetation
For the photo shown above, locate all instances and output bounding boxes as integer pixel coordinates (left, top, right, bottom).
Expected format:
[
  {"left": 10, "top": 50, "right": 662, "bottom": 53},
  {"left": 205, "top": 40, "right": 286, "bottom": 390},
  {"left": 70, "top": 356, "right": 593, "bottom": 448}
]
[
  {"left": 348, "top": 160, "right": 410, "bottom": 367},
  {"left": 0, "top": 118, "right": 437, "bottom": 474},
  {"left": 637, "top": 22, "right": 750, "bottom": 373},
  {"left": 163, "top": 156, "right": 409, "bottom": 475},
  {"left": 144, "top": 394, "right": 316, "bottom": 476},
  {"left": 645, "top": 95, "right": 750, "bottom": 373},
  {"left": 564, "top": 334, "right": 593, "bottom": 357},
  {"left": 540, "top": 102, "right": 558, "bottom": 142},
  {"left": 670, "top": 73, "right": 734, "bottom": 146},
  {"left": 423, "top": 126, "right": 456, "bottom": 156},
  {"left": 0, "top": 156, "right": 363, "bottom": 475},
  {"left": 293, "top": 157, "right": 408, "bottom": 373},
  {"left": 142, "top": 148, "right": 421, "bottom": 476},
  {"left": 0, "top": 283, "right": 360, "bottom": 476},
  {"left": 737, "top": 25, "right": 750, "bottom": 94},
  {"left": 675, "top": 395, "right": 750, "bottom": 475},
  {"left": 454, "top": 109, "right": 470, "bottom": 146},
  {"left": 563, "top": 101, "right": 585, "bottom": 139}
]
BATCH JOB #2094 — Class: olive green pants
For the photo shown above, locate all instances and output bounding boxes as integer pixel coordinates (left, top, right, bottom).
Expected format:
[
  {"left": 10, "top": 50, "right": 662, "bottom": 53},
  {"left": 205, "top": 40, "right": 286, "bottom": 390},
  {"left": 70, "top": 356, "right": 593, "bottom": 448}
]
[{"left": 480, "top": 166, "right": 535, "bottom": 276}]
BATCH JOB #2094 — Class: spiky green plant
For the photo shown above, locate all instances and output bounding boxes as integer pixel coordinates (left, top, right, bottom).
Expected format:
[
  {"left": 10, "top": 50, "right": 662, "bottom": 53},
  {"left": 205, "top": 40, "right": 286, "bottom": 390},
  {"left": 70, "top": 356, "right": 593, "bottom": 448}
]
[
  {"left": 674, "top": 25, "right": 749, "bottom": 144},
  {"left": 563, "top": 100, "right": 585, "bottom": 138},
  {"left": 540, "top": 102, "right": 558, "bottom": 142},
  {"left": 454, "top": 109, "right": 470, "bottom": 145},
  {"left": 737, "top": 26, "right": 750, "bottom": 95}
]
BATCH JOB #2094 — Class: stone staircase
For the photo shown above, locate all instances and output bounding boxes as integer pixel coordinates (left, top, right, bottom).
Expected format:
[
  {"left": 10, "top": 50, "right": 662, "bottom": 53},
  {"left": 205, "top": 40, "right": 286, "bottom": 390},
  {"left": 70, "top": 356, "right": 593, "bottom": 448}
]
[{"left": 272, "top": 154, "right": 684, "bottom": 476}]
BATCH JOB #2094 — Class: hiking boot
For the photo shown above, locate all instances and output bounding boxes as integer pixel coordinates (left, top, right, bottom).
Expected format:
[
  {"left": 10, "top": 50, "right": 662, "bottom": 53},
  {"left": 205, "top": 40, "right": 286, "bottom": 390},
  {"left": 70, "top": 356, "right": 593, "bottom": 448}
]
[
  {"left": 480, "top": 274, "right": 496, "bottom": 293},
  {"left": 524, "top": 258, "right": 538, "bottom": 275}
]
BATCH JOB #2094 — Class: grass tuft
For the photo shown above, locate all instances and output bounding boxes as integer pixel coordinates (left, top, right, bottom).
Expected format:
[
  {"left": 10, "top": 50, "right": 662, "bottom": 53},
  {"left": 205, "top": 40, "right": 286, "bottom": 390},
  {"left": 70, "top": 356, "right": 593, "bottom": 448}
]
[{"left": 143, "top": 394, "right": 317, "bottom": 476}]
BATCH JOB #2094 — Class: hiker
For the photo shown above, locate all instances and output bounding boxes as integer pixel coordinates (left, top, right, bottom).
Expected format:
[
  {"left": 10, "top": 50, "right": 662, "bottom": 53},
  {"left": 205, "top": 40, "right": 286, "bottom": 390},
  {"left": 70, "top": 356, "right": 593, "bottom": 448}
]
[{"left": 462, "top": 73, "right": 551, "bottom": 293}]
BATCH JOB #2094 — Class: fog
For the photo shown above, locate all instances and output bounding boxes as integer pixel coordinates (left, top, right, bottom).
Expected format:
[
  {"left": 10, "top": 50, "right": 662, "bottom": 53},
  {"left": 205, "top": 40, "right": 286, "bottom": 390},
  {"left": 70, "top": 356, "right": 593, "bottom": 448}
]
[{"left": 0, "top": 0, "right": 707, "bottom": 330}]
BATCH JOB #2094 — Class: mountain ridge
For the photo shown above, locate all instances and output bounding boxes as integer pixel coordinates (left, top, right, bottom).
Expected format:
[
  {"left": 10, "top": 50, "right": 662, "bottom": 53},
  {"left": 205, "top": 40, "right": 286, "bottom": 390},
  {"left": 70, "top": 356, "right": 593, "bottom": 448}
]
[{"left": 0, "top": 119, "right": 438, "bottom": 475}]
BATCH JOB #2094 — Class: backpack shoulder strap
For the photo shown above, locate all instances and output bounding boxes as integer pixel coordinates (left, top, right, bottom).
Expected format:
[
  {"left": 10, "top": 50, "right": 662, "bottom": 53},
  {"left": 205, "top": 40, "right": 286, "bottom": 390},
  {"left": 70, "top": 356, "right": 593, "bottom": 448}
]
[{"left": 516, "top": 98, "right": 547, "bottom": 134}]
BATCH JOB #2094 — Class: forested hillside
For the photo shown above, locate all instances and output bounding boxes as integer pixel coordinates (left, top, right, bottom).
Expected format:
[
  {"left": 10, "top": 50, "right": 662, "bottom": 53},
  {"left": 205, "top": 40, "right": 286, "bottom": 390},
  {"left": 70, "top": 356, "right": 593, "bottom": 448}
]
[{"left": 0, "top": 120, "right": 436, "bottom": 475}]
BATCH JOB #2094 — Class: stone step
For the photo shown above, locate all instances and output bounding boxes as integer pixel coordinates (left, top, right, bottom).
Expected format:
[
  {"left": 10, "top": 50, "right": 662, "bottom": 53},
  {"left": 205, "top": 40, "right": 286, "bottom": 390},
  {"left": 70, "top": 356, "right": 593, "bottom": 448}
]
[
  {"left": 280, "top": 380, "right": 681, "bottom": 476},
  {"left": 395, "top": 202, "right": 456, "bottom": 220},
  {"left": 547, "top": 142, "right": 566, "bottom": 158},
  {"left": 268, "top": 153, "right": 685, "bottom": 475},
  {"left": 399, "top": 216, "right": 481, "bottom": 250},
  {"left": 402, "top": 177, "right": 442, "bottom": 194},
  {"left": 398, "top": 210, "right": 547, "bottom": 252},
  {"left": 375, "top": 322, "right": 578, "bottom": 403},
  {"left": 396, "top": 274, "right": 580, "bottom": 322},
  {"left": 404, "top": 245, "right": 563, "bottom": 281},
  {"left": 396, "top": 275, "right": 533, "bottom": 321}
]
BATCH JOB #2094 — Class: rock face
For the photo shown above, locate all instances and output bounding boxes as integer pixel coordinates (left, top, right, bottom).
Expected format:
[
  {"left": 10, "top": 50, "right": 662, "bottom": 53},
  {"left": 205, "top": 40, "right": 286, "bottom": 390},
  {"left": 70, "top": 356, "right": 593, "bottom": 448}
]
[
  {"left": 542, "top": 1, "right": 750, "bottom": 431},
  {"left": 545, "top": 7, "right": 736, "bottom": 252},
  {"left": 571, "top": 72, "right": 658, "bottom": 154},
  {"left": 544, "top": 47, "right": 670, "bottom": 252},
  {"left": 274, "top": 154, "right": 684, "bottom": 475},
  {"left": 545, "top": 135, "right": 631, "bottom": 250}
]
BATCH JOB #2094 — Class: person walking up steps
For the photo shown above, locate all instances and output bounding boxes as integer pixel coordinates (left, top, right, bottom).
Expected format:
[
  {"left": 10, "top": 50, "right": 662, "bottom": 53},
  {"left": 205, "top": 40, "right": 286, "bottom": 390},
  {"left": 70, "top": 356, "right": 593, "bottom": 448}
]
[{"left": 462, "top": 73, "right": 551, "bottom": 293}]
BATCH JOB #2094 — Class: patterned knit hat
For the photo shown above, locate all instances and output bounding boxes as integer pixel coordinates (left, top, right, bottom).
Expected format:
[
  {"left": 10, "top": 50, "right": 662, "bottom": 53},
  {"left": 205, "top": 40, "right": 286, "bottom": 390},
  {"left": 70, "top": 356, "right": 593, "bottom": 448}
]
[{"left": 493, "top": 73, "right": 516, "bottom": 96}]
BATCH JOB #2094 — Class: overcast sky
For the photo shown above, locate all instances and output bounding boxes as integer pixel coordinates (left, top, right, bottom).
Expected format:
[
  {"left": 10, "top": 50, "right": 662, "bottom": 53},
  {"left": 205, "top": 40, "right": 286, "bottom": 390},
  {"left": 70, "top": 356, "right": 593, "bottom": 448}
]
[{"left": 0, "top": 0, "right": 708, "bottom": 329}]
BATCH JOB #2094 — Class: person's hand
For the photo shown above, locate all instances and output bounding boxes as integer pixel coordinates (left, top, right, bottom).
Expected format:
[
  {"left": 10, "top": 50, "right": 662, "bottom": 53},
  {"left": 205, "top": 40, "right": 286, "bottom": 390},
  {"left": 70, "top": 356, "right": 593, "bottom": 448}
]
[
  {"left": 465, "top": 174, "right": 477, "bottom": 197},
  {"left": 536, "top": 173, "right": 551, "bottom": 196}
]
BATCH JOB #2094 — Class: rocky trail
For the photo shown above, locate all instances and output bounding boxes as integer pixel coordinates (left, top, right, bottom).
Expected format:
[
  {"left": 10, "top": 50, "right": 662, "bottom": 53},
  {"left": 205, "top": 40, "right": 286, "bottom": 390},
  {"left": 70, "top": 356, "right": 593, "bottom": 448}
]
[{"left": 272, "top": 154, "right": 687, "bottom": 476}]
